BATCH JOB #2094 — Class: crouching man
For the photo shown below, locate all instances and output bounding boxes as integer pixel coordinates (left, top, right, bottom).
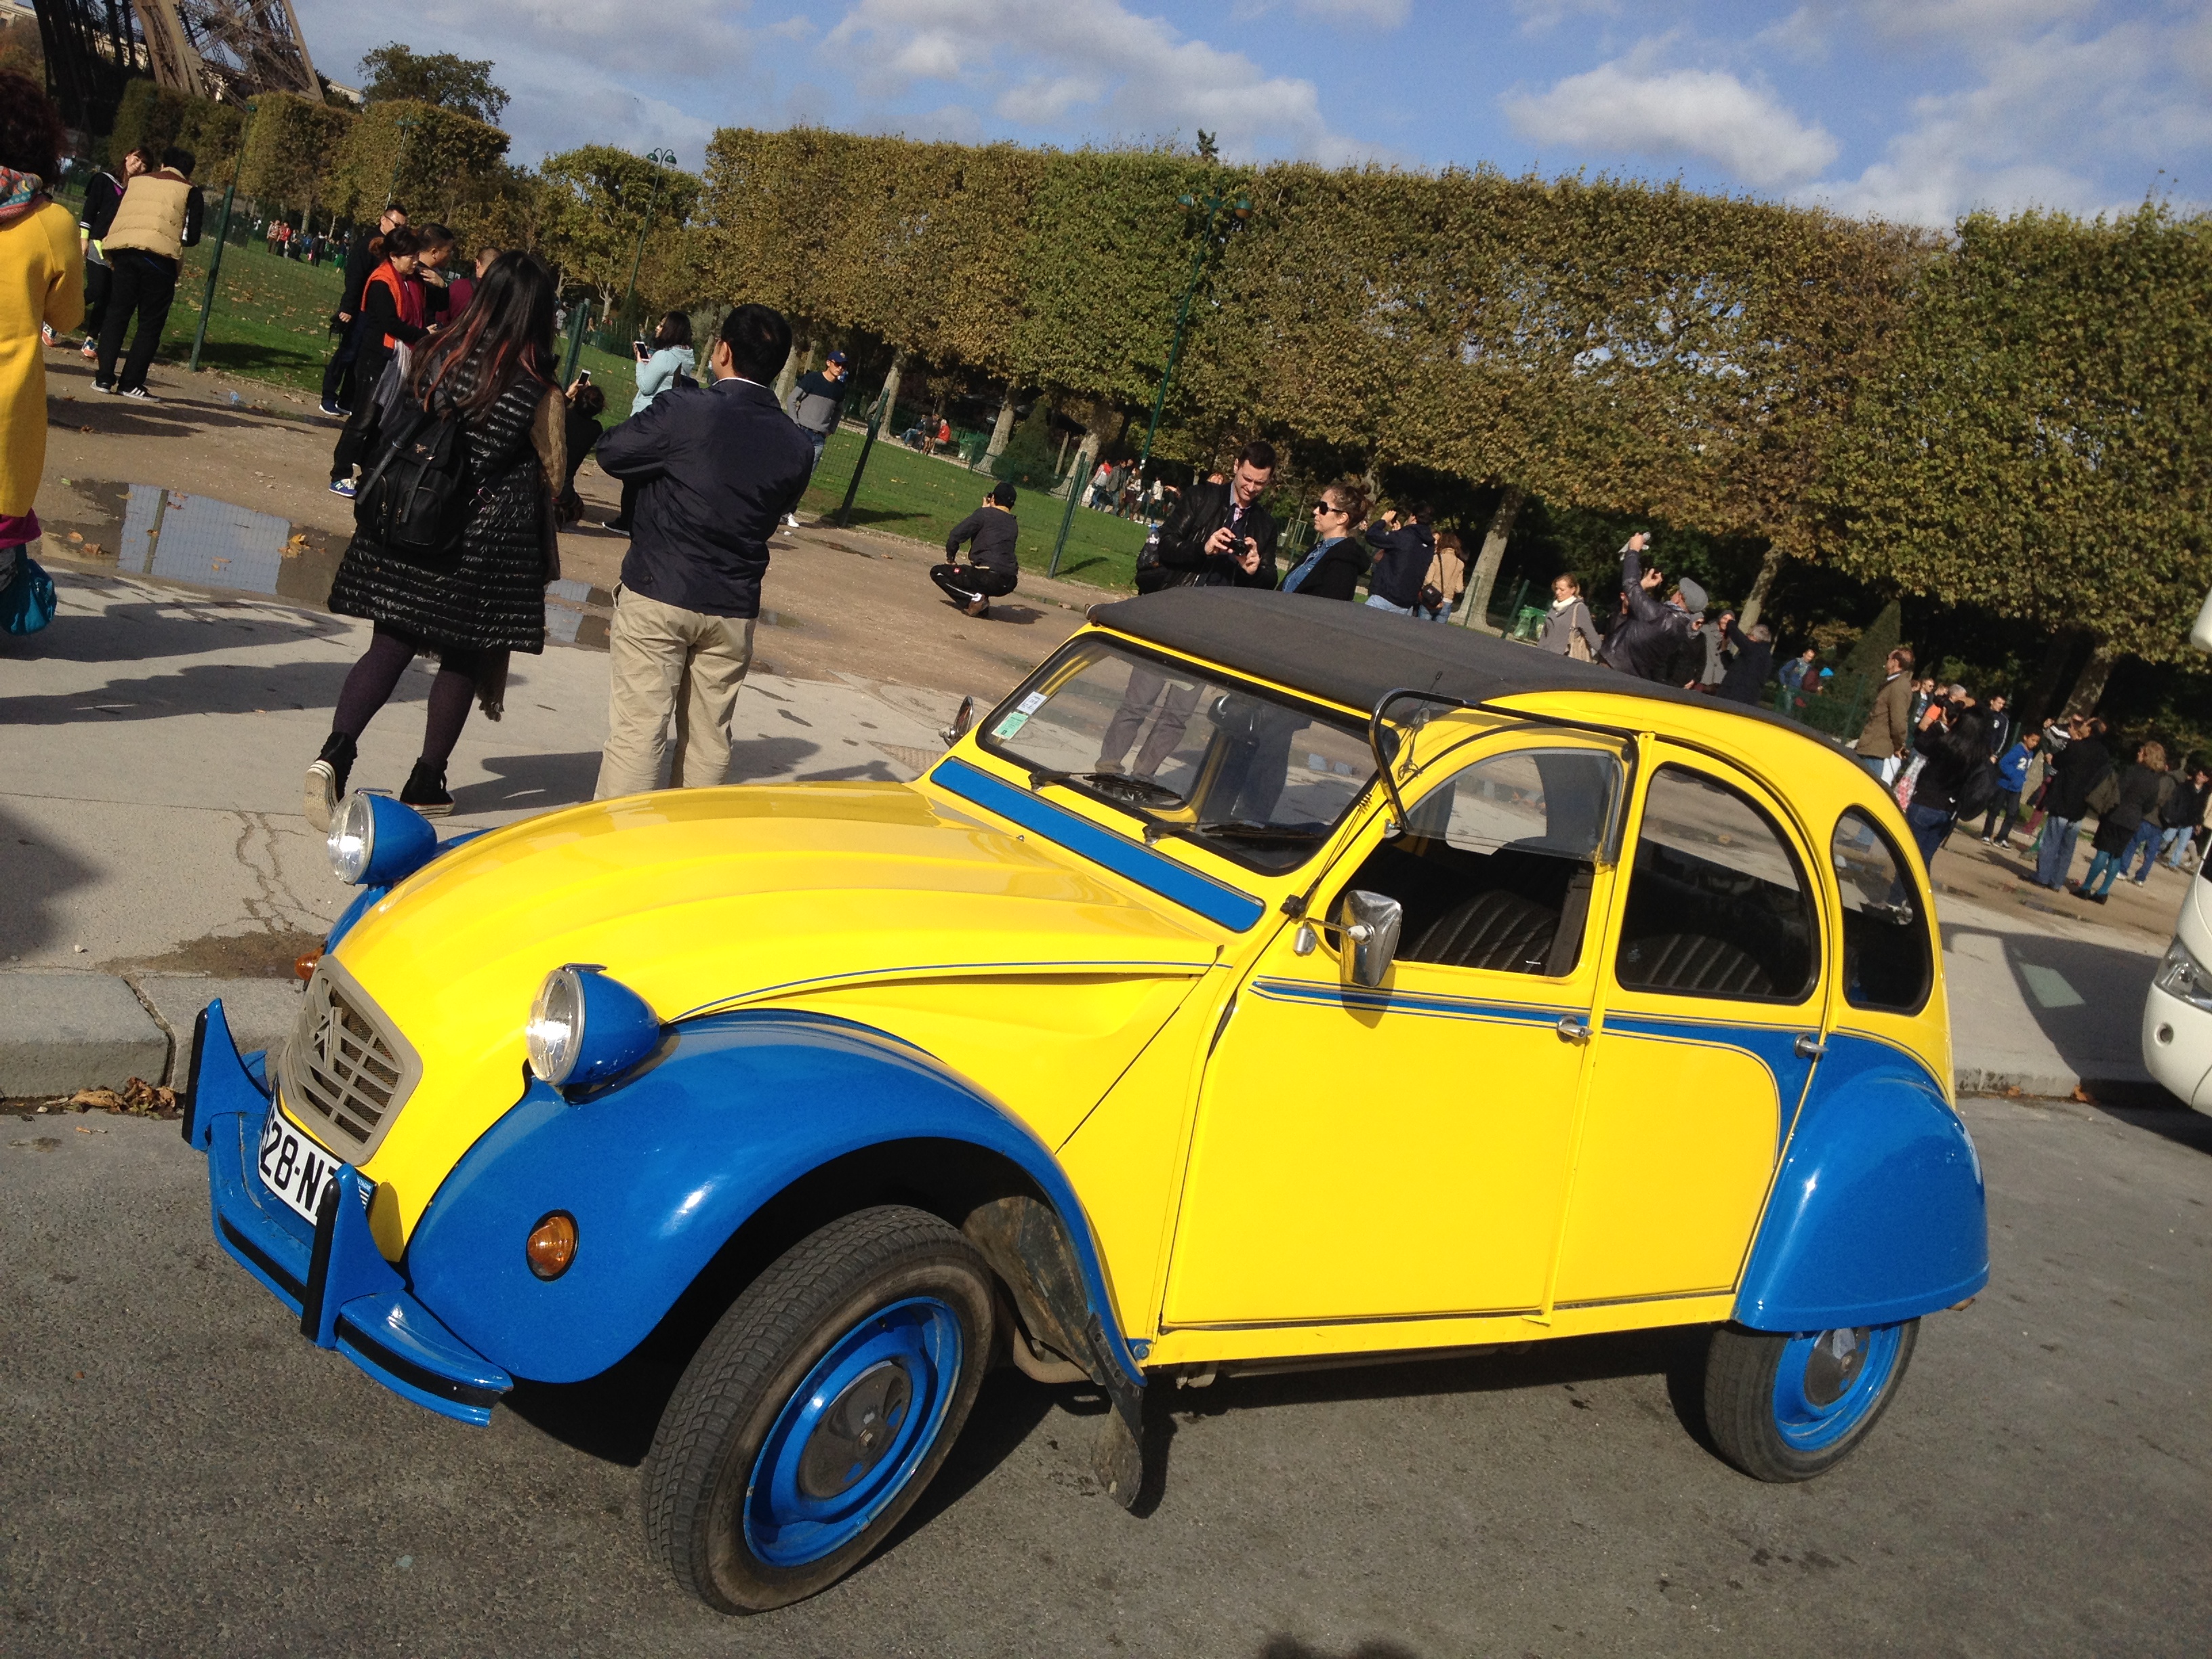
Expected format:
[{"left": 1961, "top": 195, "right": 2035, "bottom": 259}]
[{"left": 931, "top": 483, "right": 1019, "bottom": 618}]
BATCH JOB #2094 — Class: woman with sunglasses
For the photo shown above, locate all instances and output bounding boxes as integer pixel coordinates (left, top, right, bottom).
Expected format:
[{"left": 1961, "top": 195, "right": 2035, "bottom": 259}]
[{"left": 1277, "top": 478, "right": 1372, "bottom": 599}]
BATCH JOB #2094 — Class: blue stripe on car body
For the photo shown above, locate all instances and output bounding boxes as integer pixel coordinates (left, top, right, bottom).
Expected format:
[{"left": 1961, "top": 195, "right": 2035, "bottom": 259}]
[{"left": 930, "top": 757, "right": 1265, "bottom": 933}]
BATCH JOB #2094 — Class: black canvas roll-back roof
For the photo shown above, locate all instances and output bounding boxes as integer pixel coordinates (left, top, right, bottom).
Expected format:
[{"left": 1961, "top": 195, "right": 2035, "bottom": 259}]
[{"left": 1090, "top": 589, "right": 1822, "bottom": 744}]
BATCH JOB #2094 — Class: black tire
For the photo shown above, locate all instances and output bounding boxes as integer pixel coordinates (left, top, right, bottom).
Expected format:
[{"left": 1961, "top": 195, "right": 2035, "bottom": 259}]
[
  {"left": 1703, "top": 1318, "right": 1919, "bottom": 1482},
  {"left": 642, "top": 1205, "right": 996, "bottom": 1612}
]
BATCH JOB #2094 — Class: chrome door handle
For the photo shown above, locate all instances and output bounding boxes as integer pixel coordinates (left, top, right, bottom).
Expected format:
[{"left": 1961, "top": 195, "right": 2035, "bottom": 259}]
[
  {"left": 1795, "top": 1033, "right": 1827, "bottom": 1059},
  {"left": 1557, "top": 1015, "right": 1591, "bottom": 1044}
]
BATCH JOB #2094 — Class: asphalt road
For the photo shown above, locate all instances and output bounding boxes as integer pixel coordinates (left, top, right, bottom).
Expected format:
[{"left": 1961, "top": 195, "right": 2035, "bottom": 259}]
[{"left": 4, "top": 1094, "right": 2208, "bottom": 1658}]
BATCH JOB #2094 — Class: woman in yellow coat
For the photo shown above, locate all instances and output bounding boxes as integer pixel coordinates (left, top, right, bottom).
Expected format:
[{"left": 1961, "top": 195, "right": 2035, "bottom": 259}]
[{"left": 0, "top": 73, "right": 85, "bottom": 550}]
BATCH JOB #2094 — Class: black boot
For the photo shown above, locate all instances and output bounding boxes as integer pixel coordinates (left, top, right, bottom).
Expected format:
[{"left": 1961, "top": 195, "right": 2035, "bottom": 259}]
[
  {"left": 401, "top": 758, "right": 453, "bottom": 818},
  {"left": 304, "top": 731, "right": 356, "bottom": 833}
]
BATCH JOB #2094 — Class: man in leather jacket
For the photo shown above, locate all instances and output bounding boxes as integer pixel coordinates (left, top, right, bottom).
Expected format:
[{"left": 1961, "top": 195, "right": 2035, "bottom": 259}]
[
  {"left": 1599, "top": 533, "right": 1704, "bottom": 682},
  {"left": 1103, "top": 441, "right": 1279, "bottom": 777},
  {"left": 1139, "top": 441, "right": 1281, "bottom": 592}
]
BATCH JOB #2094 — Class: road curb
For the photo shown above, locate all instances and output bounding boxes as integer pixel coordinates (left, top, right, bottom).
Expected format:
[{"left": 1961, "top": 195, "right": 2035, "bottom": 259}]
[
  {"left": 1, "top": 972, "right": 305, "bottom": 1097},
  {"left": 0, "top": 972, "right": 169, "bottom": 1097}
]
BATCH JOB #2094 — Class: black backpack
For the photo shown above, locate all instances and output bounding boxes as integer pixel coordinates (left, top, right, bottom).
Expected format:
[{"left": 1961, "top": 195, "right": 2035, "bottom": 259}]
[
  {"left": 1954, "top": 758, "right": 1999, "bottom": 821},
  {"left": 355, "top": 392, "right": 472, "bottom": 560}
]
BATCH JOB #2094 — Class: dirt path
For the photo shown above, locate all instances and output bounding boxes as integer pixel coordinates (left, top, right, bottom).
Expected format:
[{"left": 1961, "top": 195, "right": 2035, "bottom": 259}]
[{"left": 34, "top": 346, "right": 1097, "bottom": 703}]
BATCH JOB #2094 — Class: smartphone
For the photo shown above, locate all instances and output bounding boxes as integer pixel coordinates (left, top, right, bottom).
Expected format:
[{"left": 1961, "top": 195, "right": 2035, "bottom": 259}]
[
  {"left": 577, "top": 369, "right": 591, "bottom": 382},
  {"left": 633, "top": 340, "right": 650, "bottom": 359}
]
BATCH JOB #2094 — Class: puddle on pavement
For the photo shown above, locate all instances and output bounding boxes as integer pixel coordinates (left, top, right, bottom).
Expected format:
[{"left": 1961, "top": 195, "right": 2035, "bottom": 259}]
[{"left": 39, "top": 480, "right": 615, "bottom": 647}]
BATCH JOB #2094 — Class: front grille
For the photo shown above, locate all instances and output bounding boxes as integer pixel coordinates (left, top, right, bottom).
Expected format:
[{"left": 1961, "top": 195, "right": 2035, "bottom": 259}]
[{"left": 281, "top": 959, "right": 422, "bottom": 1161}]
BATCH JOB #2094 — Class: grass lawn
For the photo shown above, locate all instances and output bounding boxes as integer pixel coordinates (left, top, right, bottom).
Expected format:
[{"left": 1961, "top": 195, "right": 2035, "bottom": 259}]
[
  {"left": 151, "top": 238, "right": 640, "bottom": 408},
  {"left": 802, "top": 430, "right": 1149, "bottom": 590}
]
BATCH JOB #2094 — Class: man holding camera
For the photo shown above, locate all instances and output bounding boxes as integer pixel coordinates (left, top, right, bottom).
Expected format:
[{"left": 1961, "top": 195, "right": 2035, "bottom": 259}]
[
  {"left": 1599, "top": 532, "right": 1702, "bottom": 683},
  {"left": 1099, "top": 441, "right": 1280, "bottom": 777}
]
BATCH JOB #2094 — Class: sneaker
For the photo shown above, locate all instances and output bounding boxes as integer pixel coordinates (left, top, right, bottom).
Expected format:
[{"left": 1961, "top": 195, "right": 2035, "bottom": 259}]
[
  {"left": 400, "top": 760, "right": 453, "bottom": 818},
  {"left": 783, "top": 513, "right": 800, "bottom": 529},
  {"left": 329, "top": 478, "right": 357, "bottom": 498},
  {"left": 92, "top": 379, "right": 115, "bottom": 394},
  {"left": 963, "top": 598, "right": 991, "bottom": 617},
  {"left": 81, "top": 341, "right": 98, "bottom": 360},
  {"left": 600, "top": 520, "right": 630, "bottom": 536},
  {"left": 119, "top": 384, "right": 155, "bottom": 401},
  {"left": 41, "top": 323, "right": 56, "bottom": 346},
  {"left": 319, "top": 401, "right": 345, "bottom": 417},
  {"left": 303, "top": 735, "right": 356, "bottom": 832}
]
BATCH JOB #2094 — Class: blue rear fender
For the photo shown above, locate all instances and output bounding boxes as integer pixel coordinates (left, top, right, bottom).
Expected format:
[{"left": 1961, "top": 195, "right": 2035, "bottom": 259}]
[
  {"left": 403, "top": 1010, "right": 1141, "bottom": 1387},
  {"left": 1734, "top": 1032, "right": 1990, "bottom": 1332}
]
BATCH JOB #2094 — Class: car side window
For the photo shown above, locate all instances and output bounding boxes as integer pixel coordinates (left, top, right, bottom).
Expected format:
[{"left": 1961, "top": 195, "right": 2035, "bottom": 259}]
[
  {"left": 1615, "top": 764, "right": 1818, "bottom": 1002},
  {"left": 1344, "top": 746, "right": 1622, "bottom": 977},
  {"left": 1831, "top": 808, "right": 1933, "bottom": 1013}
]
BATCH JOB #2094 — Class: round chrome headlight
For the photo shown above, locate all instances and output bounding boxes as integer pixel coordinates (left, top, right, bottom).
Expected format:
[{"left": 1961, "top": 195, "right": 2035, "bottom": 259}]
[
  {"left": 527, "top": 966, "right": 587, "bottom": 1086},
  {"left": 328, "top": 791, "right": 375, "bottom": 884}
]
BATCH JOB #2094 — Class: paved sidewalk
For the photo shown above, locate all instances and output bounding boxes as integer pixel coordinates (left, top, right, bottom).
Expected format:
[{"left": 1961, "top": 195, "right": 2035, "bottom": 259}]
[{"left": 0, "top": 565, "right": 2182, "bottom": 1103}]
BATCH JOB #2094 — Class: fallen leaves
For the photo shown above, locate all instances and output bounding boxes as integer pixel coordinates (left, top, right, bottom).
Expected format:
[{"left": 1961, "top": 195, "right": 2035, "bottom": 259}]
[{"left": 67, "top": 1078, "right": 180, "bottom": 1118}]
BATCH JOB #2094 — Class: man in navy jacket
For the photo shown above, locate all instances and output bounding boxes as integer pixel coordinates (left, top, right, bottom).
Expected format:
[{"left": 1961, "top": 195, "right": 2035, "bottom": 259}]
[{"left": 592, "top": 304, "right": 815, "bottom": 797}]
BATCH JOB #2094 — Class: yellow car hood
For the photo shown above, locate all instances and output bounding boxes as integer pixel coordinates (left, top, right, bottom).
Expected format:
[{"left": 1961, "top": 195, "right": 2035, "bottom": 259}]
[{"left": 331, "top": 781, "right": 1221, "bottom": 1238}]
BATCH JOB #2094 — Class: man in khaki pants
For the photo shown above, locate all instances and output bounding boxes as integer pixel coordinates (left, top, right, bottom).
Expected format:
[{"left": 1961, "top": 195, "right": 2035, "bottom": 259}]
[{"left": 592, "top": 305, "right": 814, "bottom": 798}]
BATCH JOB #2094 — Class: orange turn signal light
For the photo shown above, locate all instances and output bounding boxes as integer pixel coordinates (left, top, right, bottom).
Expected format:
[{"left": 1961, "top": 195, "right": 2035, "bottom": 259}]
[{"left": 525, "top": 1211, "right": 578, "bottom": 1280}]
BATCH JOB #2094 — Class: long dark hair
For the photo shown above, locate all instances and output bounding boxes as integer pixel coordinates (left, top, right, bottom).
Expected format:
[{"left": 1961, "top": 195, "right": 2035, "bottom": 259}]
[
  {"left": 653, "top": 310, "right": 692, "bottom": 350},
  {"left": 409, "top": 251, "right": 556, "bottom": 416},
  {"left": 0, "top": 71, "right": 66, "bottom": 181}
]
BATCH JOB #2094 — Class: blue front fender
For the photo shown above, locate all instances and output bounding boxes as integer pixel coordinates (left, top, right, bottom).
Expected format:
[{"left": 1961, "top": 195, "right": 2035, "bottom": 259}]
[
  {"left": 1734, "top": 1033, "right": 1990, "bottom": 1331},
  {"left": 403, "top": 1010, "right": 1141, "bottom": 1387}
]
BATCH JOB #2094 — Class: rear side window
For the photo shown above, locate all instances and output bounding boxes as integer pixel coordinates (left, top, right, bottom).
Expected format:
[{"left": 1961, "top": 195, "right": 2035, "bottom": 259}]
[
  {"left": 1615, "top": 765, "right": 1818, "bottom": 1002},
  {"left": 1831, "top": 808, "right": 1934, "bottom": 1012}
]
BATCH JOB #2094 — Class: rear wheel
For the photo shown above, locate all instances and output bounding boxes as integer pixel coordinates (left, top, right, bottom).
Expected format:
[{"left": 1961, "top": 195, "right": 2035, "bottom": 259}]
[
  {"left": 1703, "top": 1319, "right": 1918, "bottom": 1481},
  {"left": 642, "top": 1206, "right": 995, "bottom": 1611}
]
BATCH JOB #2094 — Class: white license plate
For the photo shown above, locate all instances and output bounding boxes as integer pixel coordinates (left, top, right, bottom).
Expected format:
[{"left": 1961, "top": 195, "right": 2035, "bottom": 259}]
[{"left": 257, "top": 1106, "right": 347, "bottom": 1227}]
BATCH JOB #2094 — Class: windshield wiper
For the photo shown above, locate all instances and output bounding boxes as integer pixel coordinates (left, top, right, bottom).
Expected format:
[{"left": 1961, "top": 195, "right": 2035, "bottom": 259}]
[
  {"left": 1027, "top": 769, "right": 1188, "bottom": 810},
  {"left": 1179, "top": 821, "right": 1327, "bottom": 843}
]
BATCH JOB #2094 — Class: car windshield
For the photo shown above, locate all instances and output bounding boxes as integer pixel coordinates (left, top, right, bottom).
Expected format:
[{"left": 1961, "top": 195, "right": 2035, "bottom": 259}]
[{"left": 978, "top": 638, "right": 1380, "bottom": 873}]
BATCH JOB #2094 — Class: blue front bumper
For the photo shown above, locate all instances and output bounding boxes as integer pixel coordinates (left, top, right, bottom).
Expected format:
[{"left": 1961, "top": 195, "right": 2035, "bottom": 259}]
[{"left": 184, "top": 1000, "right": 514, "bottom": 1426}]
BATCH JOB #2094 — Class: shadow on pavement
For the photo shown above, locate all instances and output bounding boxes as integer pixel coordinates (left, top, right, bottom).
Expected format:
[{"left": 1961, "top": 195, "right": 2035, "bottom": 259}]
[
  {"left": 449, "top": 752, "right": 602, "bottom": 817},
  {"left": 7, "top": 594, "right": 346, "bottom": 666},
  {"left": 1952, "top": 924, "right": 2161, "bottom": 1085},
  {"left": 0, "top": 799, "right": 102, "bottom": 954},
  {"left": 0, "top": 657, "right": 365, "bottom": 726}
]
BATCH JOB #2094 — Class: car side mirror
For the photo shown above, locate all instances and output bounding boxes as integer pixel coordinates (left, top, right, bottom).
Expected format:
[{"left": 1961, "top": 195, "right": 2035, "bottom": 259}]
[
  {"left": 941, "top": 694, "right": 976, "bottom": 748},
  {"left": 1335, "top": 889, "right": 1401, "bottom": 989}
]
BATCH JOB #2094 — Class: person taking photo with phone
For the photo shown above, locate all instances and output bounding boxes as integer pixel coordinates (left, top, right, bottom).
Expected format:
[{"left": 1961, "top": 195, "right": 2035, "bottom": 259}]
[{"left": 606, "top": 310, "right": 695, "bottom": 534}]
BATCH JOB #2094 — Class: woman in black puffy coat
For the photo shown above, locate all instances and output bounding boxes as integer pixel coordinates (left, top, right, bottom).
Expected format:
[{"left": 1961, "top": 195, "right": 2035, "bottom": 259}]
[{"left": 307, "top": 253, "right": 566, "bottom": 825}]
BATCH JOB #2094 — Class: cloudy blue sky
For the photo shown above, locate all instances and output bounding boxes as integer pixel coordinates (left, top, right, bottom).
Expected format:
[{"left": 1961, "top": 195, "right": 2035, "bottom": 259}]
[{"left": 290, "top": 0, "right": 2212, "bottom": 224}]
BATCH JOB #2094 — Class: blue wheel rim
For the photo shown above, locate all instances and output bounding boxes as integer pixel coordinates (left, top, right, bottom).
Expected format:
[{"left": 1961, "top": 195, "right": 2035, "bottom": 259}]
[
  {"left": 744, "top": 1296, "right": 964, "bottom": 1568},
  {"left": 1771, "top": 1323, "right": 1904, "bottom": 1452}
]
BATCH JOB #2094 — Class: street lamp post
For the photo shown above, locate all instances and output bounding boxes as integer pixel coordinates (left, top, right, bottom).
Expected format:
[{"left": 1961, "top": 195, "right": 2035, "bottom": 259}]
[
  {"left": 188, "top": 99, "right": 256, "bottom": 373},
  {"left": 1133, "top": 190, "right": 1251, "bottom": 487},
  {"left": 1047, "top": 188, "right": 1251, "bottom": 577},
  {"left": 619, "top": 148, "right": 677, "bottom": 341}
]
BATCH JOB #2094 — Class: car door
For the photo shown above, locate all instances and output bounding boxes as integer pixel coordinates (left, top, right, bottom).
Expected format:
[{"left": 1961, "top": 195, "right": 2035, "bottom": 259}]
[
  {"left": 1162, "top": 735, "right": 1628, "bottom": 1328},
  {"left": 1548, "top": 749, "right": 1830, "bottom": 1309}
]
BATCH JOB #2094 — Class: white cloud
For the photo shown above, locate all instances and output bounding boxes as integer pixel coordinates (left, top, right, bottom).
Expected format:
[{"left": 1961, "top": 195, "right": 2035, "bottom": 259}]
[
  {"left": 821, "top": 0, "right": 1374, "bottom": 162},
  {"left": 1511, "top": 0, "right": 1619, "bottom": 35},
  {"left": 1502, "top": 57, "right": 1839, "bottom": 187},
  {"left": 1801, "top": 11, "right": 2212, "bottom": 223}
]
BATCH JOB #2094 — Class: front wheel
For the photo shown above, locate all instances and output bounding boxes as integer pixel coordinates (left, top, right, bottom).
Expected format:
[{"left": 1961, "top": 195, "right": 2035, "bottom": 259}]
[
  {"left": 642, "top": 1206, "right": 996, "bottom": 1611},
  {"left": 1702, "top": 1319, "right": 1919, "bottom": 1482}
]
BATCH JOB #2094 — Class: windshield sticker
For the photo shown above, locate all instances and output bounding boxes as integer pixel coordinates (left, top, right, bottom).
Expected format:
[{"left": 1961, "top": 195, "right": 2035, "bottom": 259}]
[
  {"left": 1017, "top": 691, "right": 1048, "bottom": 714},
  {"left": 994, "top": 711, "right": 1031, "bottom": 739}
]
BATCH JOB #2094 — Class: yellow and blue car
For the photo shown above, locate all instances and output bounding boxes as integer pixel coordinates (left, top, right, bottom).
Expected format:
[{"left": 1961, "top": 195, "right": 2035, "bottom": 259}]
[{"left": 187, "top": 590, "right": 1986, "bottom": 1611}]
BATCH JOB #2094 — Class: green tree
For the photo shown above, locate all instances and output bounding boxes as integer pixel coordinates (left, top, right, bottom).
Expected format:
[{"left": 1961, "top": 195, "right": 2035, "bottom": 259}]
[
  {"left": 991, "top": 401, "right": 1059, "bottom": 491},
  {"left": 237, "top": 90, "right": 354, "bottom": 217},
  {"left": 322, "top": 99, "right": 510, "bottom": 224},
  {"left": 1816, "top": 205, "right": 2212, "bottom": 661},
  {"left": 359, "top": 43, "right": 508, "bottom": 125},
  {"left": 537, "top": 144, "right": 702, "bottom": 316}
]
